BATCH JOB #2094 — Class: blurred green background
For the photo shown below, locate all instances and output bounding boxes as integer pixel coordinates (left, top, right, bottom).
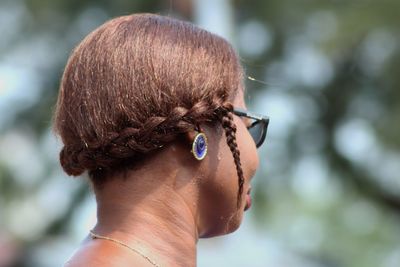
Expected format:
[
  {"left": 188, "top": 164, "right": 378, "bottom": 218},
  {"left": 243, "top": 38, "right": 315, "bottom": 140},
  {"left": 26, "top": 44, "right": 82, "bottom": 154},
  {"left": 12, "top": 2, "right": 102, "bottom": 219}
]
[{"left": 1, "top": 0, "right": 399, "bottom": 266}]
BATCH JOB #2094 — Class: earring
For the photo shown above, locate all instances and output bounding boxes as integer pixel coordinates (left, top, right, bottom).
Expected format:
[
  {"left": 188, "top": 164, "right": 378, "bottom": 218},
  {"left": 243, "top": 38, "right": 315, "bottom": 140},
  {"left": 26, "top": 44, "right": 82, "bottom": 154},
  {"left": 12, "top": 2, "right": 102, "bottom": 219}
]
[{"left": 191, "top": 132, "right": 208, "bottom": 160}]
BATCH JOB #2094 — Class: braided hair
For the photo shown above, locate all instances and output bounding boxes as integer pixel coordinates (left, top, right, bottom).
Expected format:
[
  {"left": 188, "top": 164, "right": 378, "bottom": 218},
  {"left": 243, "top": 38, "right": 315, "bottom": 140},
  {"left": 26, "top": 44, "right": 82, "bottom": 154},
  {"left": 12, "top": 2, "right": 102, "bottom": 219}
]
[{"left": 54, "top": 14, "right": 245, "bottom": 208}]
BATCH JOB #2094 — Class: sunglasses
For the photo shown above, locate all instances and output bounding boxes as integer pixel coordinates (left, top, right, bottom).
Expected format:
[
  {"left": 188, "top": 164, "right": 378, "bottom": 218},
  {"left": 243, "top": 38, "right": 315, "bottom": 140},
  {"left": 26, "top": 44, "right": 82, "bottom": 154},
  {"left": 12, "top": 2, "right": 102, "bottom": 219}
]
[{"left": 233, "top": 107, "right": 270, "bottom": 148}]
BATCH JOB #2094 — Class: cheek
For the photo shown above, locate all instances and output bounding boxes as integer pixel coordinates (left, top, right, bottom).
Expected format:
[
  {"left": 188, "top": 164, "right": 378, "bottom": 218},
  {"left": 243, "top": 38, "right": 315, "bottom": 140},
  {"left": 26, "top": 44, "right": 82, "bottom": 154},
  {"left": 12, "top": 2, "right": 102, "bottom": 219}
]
[
  {"left": 197, "top": 126, "right": 246, "bottom": 236},
  {"left": 197, "top": 120, "right": 259, "bottom": 237},
  {"left": 235, "top": 117, "right": 259, "bottom": 181},
  {"left": 206, "top": 137, "right": 242, "bottom": 208}
]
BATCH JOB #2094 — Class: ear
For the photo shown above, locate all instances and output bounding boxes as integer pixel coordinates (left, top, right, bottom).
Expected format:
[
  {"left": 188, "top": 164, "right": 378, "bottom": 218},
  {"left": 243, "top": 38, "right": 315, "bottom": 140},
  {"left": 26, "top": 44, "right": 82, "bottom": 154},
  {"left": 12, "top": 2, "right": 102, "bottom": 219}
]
[
  {"left": 185, "top": 130, "right": 198, "bottom": 143},
  {"left": 184, "top": 123, "right": 204, "bottom": 143},
  {"left": 184, "top": 123, "right": 222, "bottom": 144}
]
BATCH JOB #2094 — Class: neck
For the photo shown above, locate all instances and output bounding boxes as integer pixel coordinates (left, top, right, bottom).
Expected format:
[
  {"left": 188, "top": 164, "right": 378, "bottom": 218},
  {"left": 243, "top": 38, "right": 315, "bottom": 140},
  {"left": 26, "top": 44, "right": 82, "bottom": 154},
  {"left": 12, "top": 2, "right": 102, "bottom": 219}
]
[{"left": 92, "top": 152, "right": 200, "bottom": 267}]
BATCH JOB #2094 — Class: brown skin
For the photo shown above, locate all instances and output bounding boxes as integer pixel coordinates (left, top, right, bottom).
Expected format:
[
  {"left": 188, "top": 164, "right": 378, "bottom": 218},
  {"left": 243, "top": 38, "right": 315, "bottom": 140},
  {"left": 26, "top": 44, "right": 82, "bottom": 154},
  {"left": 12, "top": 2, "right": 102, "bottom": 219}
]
[{"left": 64, "top": 90, "right": 259, "bottom": 266}]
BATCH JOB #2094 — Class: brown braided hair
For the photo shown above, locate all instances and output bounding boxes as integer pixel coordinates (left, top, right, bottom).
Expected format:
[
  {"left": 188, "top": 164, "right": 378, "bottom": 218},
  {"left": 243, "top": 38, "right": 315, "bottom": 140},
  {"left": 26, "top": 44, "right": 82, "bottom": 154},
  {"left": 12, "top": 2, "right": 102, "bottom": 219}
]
[
  {"left": 53, "top": 13, "right": 246, "bottom": 208},
  {"left": 215, "top": 103, "right": 245, "bottom": 208}
]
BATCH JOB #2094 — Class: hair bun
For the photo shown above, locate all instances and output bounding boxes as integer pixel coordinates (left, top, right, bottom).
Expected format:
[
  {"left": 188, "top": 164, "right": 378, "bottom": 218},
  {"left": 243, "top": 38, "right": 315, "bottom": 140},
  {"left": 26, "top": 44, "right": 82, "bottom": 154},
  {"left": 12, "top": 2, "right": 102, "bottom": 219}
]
[{"left": 60, "top": 146, "right": 86, "bottom": 176}]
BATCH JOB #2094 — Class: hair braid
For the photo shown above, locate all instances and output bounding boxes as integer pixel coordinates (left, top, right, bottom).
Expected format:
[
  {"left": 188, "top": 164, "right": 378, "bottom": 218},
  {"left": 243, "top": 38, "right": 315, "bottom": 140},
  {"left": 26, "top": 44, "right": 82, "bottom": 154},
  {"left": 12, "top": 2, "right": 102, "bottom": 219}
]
[
  {"left": 215, "top": 103, "right": 245, "bottom": 209},
  {"left": 59, "top": 100, "right": 218, "bottom": 178}
]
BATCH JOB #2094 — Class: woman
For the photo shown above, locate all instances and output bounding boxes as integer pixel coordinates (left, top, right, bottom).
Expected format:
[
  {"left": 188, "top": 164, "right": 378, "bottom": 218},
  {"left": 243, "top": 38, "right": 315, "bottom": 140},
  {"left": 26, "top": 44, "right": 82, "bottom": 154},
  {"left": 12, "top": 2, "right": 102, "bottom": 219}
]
[{"left": 55, "top": 13, "right": 269, "bottom": 267}]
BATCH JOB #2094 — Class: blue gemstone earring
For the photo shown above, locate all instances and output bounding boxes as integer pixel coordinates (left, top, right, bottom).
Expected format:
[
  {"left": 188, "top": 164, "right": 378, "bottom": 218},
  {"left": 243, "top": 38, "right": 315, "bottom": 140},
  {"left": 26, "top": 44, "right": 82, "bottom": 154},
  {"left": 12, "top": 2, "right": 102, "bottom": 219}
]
[{"left": 191, "top": 132, "right": 208, "bottom": 160}]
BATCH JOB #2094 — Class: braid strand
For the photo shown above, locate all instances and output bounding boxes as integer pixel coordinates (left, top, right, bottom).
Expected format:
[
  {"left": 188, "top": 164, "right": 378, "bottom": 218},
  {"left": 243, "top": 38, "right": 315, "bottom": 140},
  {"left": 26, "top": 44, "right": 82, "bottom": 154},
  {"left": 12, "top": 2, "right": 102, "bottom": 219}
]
[{"left": 215, "top": 103, "right": 245, "bottom": 209}]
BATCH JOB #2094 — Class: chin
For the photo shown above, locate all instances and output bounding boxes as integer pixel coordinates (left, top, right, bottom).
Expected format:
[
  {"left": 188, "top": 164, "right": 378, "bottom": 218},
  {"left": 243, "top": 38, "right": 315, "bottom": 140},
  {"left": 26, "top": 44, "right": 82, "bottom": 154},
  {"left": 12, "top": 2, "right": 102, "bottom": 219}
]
[{"left": 200, "top": 209, "right": 244, "bottom": 238}]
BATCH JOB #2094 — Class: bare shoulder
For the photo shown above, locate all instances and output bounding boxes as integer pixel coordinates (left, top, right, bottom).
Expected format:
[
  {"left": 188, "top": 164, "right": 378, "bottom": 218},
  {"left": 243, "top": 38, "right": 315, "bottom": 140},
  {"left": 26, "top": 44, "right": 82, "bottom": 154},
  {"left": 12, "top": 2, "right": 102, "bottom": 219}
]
[
  {"left": 63, "top": 241, "right": 111, "bottom": 267},
  {"left": 63, "top": 238, "right": 154, "bottom": 267}
]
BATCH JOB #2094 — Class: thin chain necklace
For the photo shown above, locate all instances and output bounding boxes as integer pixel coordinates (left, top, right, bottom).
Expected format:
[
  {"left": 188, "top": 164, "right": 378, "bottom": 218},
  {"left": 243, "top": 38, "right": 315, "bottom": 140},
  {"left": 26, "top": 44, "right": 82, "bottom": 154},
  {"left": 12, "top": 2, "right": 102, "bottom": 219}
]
[{"left": 89, "top": 230, "right": 161, "bottom": 267}]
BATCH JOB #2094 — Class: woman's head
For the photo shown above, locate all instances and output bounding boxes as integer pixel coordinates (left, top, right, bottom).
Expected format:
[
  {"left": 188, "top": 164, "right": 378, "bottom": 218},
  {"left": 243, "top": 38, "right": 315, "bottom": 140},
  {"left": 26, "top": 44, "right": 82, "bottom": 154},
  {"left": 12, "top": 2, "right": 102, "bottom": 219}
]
[{"left": 54, "top": 13, "right": 259, "bottom": 236}]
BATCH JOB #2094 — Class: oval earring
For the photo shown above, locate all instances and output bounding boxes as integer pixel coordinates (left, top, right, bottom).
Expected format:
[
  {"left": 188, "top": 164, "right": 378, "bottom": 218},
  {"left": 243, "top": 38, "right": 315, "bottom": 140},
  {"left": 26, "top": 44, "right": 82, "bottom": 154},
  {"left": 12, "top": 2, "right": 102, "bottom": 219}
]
[{"left": 191, "top": 132, "right": 208, "bottom": 160}]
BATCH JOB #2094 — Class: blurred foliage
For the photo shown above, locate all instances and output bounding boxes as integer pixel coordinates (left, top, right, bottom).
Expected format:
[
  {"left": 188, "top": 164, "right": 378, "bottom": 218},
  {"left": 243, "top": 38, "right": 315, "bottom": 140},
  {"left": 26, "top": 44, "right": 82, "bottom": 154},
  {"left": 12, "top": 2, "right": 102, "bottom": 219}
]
[{"left": 0, "top": 0, "right": 399, "bottom": 267}]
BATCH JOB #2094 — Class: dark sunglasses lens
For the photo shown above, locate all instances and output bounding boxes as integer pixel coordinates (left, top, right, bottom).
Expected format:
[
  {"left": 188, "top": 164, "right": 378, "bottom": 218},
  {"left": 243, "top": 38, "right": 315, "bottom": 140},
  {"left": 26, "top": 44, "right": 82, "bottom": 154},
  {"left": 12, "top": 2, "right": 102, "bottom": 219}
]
[{"left": 248, "top": 121, "right": 264, "bottom": 148}]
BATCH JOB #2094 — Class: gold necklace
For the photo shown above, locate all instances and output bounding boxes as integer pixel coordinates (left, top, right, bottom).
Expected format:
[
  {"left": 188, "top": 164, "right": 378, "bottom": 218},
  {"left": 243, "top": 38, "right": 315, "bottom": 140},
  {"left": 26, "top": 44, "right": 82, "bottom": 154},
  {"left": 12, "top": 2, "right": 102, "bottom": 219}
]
[{"left": 89, "top": 230, "right": 161, "bottom": 267}]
